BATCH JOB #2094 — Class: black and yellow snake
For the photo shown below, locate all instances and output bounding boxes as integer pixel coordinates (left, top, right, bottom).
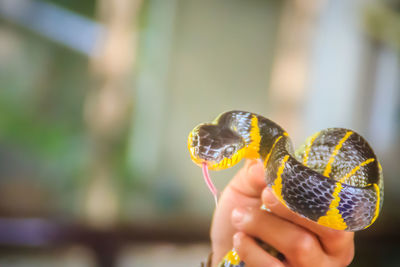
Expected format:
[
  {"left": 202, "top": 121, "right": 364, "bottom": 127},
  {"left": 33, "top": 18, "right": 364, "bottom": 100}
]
[{"left": 187, "top": 111, "right": 383, "bottom": 267}]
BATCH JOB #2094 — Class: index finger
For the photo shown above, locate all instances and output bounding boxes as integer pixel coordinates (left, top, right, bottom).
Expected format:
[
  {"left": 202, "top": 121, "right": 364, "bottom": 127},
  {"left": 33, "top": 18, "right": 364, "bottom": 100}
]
[
  {"left": 210, "top": 160, "right": 266, "bottom": 264},
  {"left": 262, "top": 187, "right": 354, "bottom": 259},
  {"left": 229, "top": 159, "right": 266, "bottom": 198}
]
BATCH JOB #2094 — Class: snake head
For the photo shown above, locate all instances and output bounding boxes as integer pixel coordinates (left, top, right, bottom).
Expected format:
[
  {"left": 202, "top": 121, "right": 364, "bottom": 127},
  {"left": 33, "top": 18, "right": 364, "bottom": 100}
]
[{"left": 188, "top": 124, "right": 245, "bottom": 170}]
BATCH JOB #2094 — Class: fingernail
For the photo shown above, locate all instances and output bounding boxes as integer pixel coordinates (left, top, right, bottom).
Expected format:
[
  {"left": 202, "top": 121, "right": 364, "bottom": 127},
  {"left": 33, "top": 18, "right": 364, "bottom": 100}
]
[
  {"left": 248, "top": 165, "right": 256, "bottom": 176},
  {"left": 232, "top": 208, "right": 245, "bottom": 224},
  {"left": 263, "top": 188, "right": 277, "bottom": 206},
  {"left": 248, "top": 160, "right": 261, "bottom": 176},
  {"left": 233, "top": 232, "right": 243, "bottom": 248},
  {"left": 246, "top": 160, "right": 256, "bottom": 173},
  {"left": 260, "top": 204, "right": 271, "bottom": 212}
]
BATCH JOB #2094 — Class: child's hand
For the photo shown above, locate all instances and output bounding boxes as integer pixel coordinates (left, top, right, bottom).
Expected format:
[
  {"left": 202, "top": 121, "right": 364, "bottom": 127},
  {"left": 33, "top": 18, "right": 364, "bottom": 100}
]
[{"left": 210, "top": 160, "right": 355, "bottom": 267}]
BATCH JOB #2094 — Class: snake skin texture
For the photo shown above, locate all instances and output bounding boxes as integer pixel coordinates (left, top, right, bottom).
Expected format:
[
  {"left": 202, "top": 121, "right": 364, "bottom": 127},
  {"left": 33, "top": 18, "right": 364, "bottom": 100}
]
[{"left": 188, "top": 111, "right": 384, "bottom": 267}]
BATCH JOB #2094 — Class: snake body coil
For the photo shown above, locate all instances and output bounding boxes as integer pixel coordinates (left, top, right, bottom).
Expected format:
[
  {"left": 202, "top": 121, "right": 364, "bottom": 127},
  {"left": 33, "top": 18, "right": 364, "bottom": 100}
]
[{"left": 188, "top": 111, "right": 383, "bottom": 267}]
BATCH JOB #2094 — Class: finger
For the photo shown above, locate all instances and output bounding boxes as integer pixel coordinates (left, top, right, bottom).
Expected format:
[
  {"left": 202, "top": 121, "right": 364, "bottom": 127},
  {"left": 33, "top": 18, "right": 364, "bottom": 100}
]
[
  {"left": 262, "top": 187, "right": 355, "bottom": 260},
  {"left": 230, "top": 159, "right": 266, "bottom": 198},
  {"left": 233, "top": 232, "right": 284, "bottom": 267},
  {"left": 232, "top": 207, "right": 326, "bottom": 267},
  {"left": 210, "top": 160, "right": 264, "bottom": 264}
]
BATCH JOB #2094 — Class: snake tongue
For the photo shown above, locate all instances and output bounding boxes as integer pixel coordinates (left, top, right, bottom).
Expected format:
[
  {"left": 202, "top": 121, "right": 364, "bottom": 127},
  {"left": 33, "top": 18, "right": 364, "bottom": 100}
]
[{"left": 202, "top": 162, "right": 218, "bottom": 206}]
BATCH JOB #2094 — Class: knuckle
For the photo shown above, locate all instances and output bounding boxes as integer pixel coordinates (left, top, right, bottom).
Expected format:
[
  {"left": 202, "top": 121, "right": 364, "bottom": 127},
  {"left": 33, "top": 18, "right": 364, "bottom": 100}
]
[
  {"left": 325, "top": 228, "right": 347, "bottom": 241},
  {"left": 291, "top": 232, "right": 317, "bottom": 258},
  {"left": 242, "top": 209, "right": 258, "bottom": 229},
  {"left": 322, "top": 230, "right": 354, "bottom": 258}
]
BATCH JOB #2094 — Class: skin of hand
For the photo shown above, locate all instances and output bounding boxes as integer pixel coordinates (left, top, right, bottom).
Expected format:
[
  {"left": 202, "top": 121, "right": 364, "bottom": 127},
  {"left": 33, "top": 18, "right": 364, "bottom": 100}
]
[{"left": 210, "top": 160, "right": 355, "bottom": 267}]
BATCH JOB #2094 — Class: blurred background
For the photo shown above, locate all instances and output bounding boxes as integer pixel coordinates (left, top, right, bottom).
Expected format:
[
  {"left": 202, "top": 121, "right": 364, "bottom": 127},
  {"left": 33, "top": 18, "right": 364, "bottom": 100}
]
[{"left": 0, "top": 0, "right": 398, "bottom": 266}]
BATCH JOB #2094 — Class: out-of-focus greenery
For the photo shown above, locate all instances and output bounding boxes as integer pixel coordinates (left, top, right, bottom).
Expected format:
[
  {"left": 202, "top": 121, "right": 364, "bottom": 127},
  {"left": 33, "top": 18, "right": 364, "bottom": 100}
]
[
  {"left": 364, "top": 1, "right": 400, "bottom": 51},
  {"left": 0, "top": 0, "right": 156, "bottom": 220},
  {"left": 0, "top": 24, "right": 90, "bottom": 216},
  {"left": 43, "top": 0, "right": 96, "bottom": 19}
]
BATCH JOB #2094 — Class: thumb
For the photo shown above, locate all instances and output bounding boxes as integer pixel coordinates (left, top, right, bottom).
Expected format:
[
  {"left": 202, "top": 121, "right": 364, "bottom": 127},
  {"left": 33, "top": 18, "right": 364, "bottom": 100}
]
[{"left": 229, "top": 159, "right": 266, "bottom": 198}]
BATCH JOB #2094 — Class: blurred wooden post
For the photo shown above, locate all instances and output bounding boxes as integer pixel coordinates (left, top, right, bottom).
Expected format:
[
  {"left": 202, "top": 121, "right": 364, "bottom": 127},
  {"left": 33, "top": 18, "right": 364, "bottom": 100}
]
[
  {"left": 268, "top": 0, "right": 324, "bottom": 143},
  {"left": 83, "top": 0, "right": 142, "bottom": 228}
]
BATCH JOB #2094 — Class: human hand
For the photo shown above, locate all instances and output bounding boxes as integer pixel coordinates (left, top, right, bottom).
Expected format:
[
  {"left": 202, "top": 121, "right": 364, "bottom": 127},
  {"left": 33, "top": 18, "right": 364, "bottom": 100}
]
[
  {"left": 210, "top": 160, "right": 267, "bottom": 265},
  {"left": 210, "top": 160, "right": 355, "bottom": 267}
]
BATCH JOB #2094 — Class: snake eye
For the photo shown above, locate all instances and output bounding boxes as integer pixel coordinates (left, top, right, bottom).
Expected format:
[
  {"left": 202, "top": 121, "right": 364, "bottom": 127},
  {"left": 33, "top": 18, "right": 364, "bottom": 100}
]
[{"left": 223, "top": 145, "right": 235, "bottom": 158}]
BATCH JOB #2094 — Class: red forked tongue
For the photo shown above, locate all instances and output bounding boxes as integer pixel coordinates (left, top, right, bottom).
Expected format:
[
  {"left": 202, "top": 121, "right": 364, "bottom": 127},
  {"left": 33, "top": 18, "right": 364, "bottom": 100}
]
[{"left": 202, "top": 162, "right": 218, "bottom": 207}]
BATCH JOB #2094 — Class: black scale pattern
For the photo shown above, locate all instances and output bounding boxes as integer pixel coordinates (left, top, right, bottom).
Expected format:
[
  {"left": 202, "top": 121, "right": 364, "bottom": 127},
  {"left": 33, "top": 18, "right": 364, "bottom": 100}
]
[
  {"left": 265, "top": 139, "right": 336, "bottom": 221},
  {"left": 296, "top": 128, "right": 381, "bottom": 230},
  {"left": 306, "top": 129, "right": 379, "bottom": 186},
  {"left": 219, "top": 111, "right": 253, "bottom": 145},
  {"left": 266, "top": 127, "right": 381, "bottom": 230},
  {"left": 335, "top": 133, "right": 379, "bottom": 185},
  {"left": 220, "top": 260, "right": 245, "bottom": 267},
  {"left": 265, "top": 138, "right": 288, "bottom": 184},
  {"left": 337, "top": 185, "right": 377, "bottom": 231},
  {"left": 281, "top": 157, "right": 335, "bottom": 221},
  {"left": 256, "top": 115, "right": 286, "bottom": 159},
  {"left": 306, "top": 129, "right": 347, "bottom": 175}
]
